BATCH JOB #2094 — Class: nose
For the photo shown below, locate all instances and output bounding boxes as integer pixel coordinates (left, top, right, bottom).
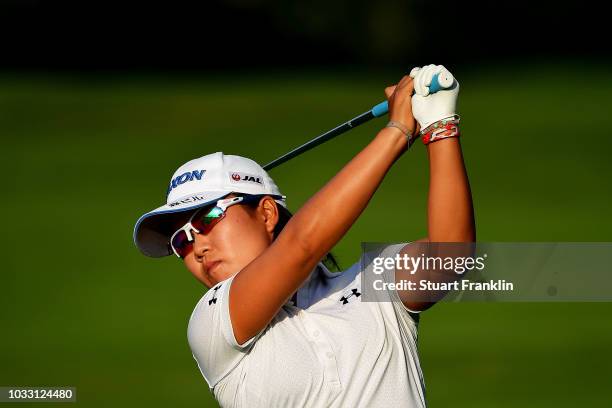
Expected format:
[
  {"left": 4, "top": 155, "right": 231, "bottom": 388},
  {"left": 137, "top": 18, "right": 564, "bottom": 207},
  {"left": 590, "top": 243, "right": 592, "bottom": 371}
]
[{"left": 191, "top": 229, "right": 210, "bottom": 262}]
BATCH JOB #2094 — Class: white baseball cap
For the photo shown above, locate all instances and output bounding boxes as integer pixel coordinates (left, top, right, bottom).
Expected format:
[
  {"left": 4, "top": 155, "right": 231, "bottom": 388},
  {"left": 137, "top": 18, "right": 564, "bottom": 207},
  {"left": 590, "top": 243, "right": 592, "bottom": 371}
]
[{"left": 134, "top": 152, "right": 286, "bottom": 257}]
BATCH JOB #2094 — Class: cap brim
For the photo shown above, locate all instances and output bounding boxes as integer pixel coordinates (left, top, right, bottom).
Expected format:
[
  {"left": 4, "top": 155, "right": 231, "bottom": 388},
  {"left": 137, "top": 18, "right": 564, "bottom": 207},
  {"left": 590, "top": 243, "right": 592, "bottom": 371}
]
[{"left": 133, "top": 191, "right": 231, "bottom": 258}]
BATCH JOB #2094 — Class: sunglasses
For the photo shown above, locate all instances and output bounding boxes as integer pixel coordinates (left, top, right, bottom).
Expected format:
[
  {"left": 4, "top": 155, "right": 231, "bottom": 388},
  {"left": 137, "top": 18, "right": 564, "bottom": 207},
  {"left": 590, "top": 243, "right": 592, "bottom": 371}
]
[{"left": 169, "top": 194, "right": 284, "bottom": 259}]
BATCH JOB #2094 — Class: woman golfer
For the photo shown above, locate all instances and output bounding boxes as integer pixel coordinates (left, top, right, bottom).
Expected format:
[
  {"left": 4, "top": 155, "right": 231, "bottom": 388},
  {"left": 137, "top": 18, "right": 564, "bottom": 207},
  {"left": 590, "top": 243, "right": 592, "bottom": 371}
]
[{"left": 134, "top": 64, "right": 475, "bottom": 407}]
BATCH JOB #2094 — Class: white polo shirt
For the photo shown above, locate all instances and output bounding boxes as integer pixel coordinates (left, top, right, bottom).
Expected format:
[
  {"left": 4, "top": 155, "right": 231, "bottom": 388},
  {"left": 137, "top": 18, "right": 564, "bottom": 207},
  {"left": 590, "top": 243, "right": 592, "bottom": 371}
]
[{"left": 187, "top": 243, "right": 426, "bottom": 407}]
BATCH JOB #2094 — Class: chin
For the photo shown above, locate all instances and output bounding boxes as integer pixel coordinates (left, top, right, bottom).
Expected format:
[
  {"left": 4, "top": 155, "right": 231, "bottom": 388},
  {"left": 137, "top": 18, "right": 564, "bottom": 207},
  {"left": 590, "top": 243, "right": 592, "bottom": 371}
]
[
  {"left": 197, "top": 274, "right": 214, "bottom": 288},
  {"left": 201, "top": 267, "right": 225, "bottom": 288},
  {"left": 209, "top": 268, "right": 228, "bottom": 285}
]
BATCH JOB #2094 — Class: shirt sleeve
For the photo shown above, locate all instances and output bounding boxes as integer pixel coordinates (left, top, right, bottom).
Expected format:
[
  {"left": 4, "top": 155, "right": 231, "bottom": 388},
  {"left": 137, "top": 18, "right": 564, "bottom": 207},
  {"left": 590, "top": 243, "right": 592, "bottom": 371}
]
[
  {"left": 187, "top": 274, "right": 264, "bottom": 389},
  {"left": 388, "top": 242, "right": 424, "bottom": 315},
  {"left": 369, "top": 245, "right": 426, "bottom": 404},
  {"left": 364, "top": 242, "right": 423, "bottom": 317}
]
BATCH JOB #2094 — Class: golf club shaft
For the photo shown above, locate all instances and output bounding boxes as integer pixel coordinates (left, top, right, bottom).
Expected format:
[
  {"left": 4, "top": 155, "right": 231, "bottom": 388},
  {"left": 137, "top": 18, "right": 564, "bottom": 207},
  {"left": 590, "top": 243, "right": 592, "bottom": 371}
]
[
  {"left": 263, "top": 110, "right": 375, "bottom": 171},
  {"left": 263, "top": 72, "right": 450, "bottom": 171}
]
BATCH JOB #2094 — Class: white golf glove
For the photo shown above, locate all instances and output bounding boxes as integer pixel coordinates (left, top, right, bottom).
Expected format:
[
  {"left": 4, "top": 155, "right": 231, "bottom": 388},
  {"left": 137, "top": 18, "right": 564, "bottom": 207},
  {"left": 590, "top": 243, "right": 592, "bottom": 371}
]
[{"left": 409, "top": 64, "right": 459, "bottom": 130}]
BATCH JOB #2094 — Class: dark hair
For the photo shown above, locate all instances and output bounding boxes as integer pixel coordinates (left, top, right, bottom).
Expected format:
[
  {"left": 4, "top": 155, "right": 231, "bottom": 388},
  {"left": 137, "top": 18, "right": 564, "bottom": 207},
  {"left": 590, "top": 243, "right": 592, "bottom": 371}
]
[{"left": 242, "top": 194, "right": 342, "bottom": 273}]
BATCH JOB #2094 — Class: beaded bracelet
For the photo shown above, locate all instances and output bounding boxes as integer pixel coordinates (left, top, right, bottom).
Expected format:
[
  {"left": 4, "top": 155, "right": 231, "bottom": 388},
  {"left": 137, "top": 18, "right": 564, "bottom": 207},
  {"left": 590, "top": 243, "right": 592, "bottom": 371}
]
[
  {"left": 420, "top": 115, "right": 461, "bottom": 145},
  {"left": 385, "top": 120, "right": 418, "bottom": 146}
]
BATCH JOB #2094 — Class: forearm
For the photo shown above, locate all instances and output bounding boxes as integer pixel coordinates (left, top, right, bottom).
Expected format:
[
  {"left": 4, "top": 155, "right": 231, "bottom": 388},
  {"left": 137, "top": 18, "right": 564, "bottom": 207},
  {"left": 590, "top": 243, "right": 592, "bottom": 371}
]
[
  {"left": 426, "top": 137, "right": 475, "bottom": 242},
  {"left": 285, "top": 128, "right": 408, "bottom": 262}
]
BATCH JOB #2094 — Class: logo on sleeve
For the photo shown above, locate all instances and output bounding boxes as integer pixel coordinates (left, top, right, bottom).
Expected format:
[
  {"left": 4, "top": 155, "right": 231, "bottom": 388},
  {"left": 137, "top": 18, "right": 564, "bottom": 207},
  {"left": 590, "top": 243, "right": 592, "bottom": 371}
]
[
  {"left": 228, "top": 171, "right": 263, "bottom": 186},
  {"left": 339, "top": 288, "right": 361, "bottom": 305}
]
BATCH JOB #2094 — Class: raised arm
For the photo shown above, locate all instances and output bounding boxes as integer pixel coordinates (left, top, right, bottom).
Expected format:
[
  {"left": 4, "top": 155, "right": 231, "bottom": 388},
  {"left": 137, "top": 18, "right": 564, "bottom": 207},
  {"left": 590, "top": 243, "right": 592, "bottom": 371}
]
[
  {"left": 426, "top": 119, "right": 474, "bottom": 240},
  {"left": 398, "top": 65, "right": 475, "bottom": 312},
  {"left": 229, "top": 75, "right": 419, "bottom": 345}
]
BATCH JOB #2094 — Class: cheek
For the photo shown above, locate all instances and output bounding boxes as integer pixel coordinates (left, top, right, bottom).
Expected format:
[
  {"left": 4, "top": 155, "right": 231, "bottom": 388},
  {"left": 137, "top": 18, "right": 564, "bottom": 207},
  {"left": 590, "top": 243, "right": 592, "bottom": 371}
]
[{"left": 217, "top": 213, "right": 270, "bottom": 261}]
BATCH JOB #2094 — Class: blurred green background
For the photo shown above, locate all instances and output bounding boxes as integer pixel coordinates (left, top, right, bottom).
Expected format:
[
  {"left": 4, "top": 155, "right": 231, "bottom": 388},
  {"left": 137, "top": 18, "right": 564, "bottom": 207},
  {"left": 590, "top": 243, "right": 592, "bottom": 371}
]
[{"left": 1, "top": 63, "right": 611, "bottom": 407}]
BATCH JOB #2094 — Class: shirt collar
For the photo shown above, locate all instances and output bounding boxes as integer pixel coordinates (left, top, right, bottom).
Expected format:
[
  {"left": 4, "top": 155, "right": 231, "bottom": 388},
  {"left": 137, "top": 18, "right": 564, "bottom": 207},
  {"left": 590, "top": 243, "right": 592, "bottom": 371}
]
[{"left": 286, "top": 262, "right": 336, "bottom": 307}]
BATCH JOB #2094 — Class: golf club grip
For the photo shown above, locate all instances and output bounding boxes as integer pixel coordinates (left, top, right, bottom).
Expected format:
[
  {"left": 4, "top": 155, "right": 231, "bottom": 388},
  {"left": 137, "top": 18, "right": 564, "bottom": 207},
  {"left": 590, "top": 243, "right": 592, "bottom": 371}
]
[{"left": 371, "top": 72, "right": 450, "bottom": 118}]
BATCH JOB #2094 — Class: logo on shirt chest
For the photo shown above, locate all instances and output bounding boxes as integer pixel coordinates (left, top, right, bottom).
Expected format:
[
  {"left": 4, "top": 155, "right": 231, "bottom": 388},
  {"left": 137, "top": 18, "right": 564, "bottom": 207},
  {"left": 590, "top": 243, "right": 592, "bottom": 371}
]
[
  {"left": 208, "top": 284, "right": 222, "bottom": 306},
  {"left": 339, "top": 287, "right": 361, "bottom": 305}
]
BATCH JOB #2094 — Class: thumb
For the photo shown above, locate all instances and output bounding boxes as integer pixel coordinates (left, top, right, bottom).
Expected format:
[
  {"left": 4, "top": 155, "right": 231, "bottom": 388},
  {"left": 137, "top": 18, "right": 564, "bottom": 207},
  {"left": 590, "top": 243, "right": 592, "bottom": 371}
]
[
  {"left": 409, "top": 66, "right": 421, "bottom": 78},
  {"left": 384, "top": 85, "right": 397, "bottom": 99}
]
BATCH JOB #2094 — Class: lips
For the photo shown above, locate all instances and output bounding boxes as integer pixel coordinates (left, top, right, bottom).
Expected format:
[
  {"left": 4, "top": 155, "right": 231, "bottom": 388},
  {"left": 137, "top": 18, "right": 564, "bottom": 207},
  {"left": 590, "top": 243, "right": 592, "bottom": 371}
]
[{"left": 205, "top": 260, "right": 221, "bottom": 273}]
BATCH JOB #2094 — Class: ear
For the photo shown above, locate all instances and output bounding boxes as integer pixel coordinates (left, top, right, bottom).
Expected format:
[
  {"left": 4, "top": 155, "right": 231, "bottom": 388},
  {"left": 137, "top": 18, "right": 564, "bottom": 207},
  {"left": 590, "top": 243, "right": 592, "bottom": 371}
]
[{"left": 257, "top": 196, "right": 280, "bottom": 238}]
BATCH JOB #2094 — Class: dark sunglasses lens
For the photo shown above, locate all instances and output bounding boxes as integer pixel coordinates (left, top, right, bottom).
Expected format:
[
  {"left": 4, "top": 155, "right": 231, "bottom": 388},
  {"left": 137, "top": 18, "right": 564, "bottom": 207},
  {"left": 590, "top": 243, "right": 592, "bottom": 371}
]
[
  {"left": 192, "top": 207, "right": 225, "bottom": 233},
  {"left": 171, "top": 231, "right": 192, "bottom": 258}
]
